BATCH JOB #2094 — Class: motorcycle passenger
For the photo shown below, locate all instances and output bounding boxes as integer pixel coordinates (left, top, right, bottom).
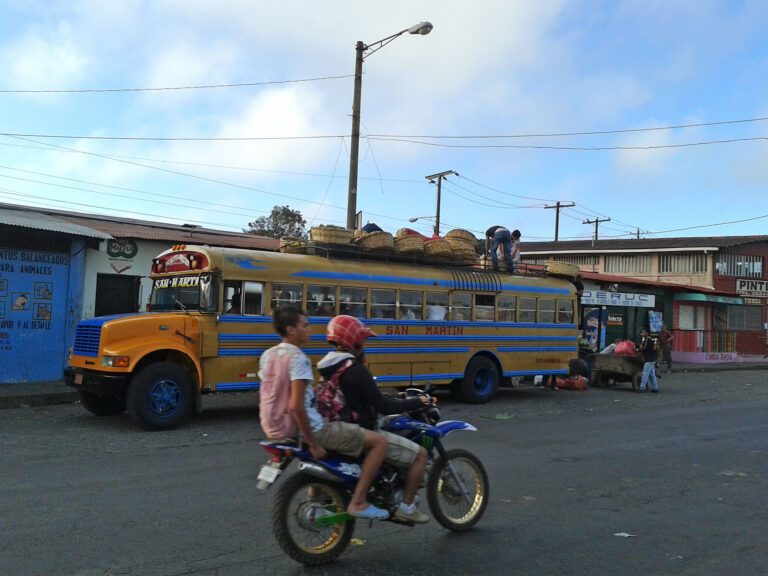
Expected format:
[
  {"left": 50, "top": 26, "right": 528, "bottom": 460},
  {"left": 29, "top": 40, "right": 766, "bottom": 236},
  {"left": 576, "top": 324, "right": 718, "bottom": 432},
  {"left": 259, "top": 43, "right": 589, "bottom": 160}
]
[
  {"left": 259, "top": 306, "right": 390, "bottom": 520},
  {"left": 318, "top": 315, "right": 432, "bottom": 524}
]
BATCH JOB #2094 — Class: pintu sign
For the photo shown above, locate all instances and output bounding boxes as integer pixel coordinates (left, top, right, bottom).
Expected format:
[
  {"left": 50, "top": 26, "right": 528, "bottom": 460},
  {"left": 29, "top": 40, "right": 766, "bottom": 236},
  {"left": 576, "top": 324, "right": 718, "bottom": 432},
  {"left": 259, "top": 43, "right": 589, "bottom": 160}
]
[{"left": 580, "top": 290, "right": 655, "bottom": 308}]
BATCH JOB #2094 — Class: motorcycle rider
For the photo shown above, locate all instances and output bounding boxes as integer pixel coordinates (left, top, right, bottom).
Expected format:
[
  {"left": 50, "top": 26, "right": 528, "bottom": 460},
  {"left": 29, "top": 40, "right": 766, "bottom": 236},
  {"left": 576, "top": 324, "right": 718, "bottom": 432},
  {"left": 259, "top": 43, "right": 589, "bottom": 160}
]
[
  {"left": 259, "top": 306, "right": 390, "bottom": 520},
  {"left": 318, "top": 315, "right": 432, "bottom": 524}
]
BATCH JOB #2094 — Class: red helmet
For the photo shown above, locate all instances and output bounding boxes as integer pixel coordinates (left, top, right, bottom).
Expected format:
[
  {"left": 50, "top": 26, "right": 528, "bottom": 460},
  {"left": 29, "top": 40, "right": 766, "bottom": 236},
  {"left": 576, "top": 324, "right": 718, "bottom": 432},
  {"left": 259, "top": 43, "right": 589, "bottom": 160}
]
[{"left": 326, "top": 315, "right": 377, "bottom": 350}]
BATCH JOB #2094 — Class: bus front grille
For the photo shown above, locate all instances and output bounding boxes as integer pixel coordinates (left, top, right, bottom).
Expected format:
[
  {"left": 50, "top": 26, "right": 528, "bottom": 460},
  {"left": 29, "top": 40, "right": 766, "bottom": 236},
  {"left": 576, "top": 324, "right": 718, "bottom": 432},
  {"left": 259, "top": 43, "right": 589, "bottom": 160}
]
[{"left": 73, "top": 325, "right": 101, "bottom": 357}]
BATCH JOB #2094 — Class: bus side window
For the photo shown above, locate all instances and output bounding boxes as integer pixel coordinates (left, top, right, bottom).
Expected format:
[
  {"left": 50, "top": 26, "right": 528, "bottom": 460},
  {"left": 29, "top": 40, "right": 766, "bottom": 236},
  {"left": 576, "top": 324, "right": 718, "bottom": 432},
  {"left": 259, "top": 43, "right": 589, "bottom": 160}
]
[
  {"left": 371, "top": 289, "right": 396, "bottom": 319},
  {"left": 270, "top": 283, "right": 302, "bottom": 312},
  {"left": 243, "top": 281, "right": 264, "bottom": 315},
  {"left": 518, "top": 297, "right": 536, "bottom": 323},
  {"left": 558, "top": 299, "right": 575, "bottom": 323},
  {"left": 307, "top": 285, "right": 336, "bottom": 317},
  {"left": 224, "top": 282, "right": 243, "bottom": 314},
  {"left": 426, "top": 292, "right": 448, "bottom": 320},
  {"left": 498, "top": 295, "right": 516, "bottom": 322},
  {"left": 399, "top": 290, "right": 423, "bottom": 320},
  {"left": 450, "top": 293, "right": 471, "bottom": 321},
  {"left": 539, "top": 298, "right": 556, "bottom": 323},
  {"left": 475, "top": 294, "right": 495, "bottom": 321},
  {"left": 340, "top": 287, "right": 366, "bottom": 318}
]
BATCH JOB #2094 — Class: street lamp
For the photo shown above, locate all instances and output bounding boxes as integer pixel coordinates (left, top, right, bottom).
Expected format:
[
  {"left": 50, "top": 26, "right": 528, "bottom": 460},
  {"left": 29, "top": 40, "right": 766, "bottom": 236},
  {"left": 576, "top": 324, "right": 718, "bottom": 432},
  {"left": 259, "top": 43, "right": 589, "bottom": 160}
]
[{"left": 346, "top": 21, "right": 434, "bottom": 230}]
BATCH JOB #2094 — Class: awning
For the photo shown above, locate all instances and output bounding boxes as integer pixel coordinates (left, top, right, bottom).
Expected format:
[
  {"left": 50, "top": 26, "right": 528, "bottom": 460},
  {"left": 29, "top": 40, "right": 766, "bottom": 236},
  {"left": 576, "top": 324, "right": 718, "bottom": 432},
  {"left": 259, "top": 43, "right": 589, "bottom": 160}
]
[
  {"left": 0, "top": 208, "right": 113, "bottom": 239},
  {"left": 674, "top": 293, "right": 743, "bottom": 305}
]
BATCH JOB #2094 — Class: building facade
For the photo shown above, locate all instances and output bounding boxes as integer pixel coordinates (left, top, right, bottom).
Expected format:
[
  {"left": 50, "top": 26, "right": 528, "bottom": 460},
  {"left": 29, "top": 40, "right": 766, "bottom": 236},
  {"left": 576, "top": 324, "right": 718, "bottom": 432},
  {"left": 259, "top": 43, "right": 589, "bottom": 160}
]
[{"left": 0, "top": 202, "right": 278, "bottom": 383}]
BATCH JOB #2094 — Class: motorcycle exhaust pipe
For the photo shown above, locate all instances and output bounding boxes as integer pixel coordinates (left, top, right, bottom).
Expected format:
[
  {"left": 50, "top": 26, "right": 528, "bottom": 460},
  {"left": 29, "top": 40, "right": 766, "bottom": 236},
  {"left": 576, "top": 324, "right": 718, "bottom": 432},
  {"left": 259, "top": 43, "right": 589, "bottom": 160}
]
[{"left": 298, "top": 461, "right": 341, "bottom": 482}]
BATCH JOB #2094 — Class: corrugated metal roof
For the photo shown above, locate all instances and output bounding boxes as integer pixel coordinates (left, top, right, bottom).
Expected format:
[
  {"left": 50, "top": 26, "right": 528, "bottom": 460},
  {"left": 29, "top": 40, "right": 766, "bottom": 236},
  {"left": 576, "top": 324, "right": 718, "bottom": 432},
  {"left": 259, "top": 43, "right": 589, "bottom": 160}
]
[
  {"left": 0, "top": 207, "right": 113, "bottom": 239},
  {"left": 523, "top": 235, "right": 768, "bottom": 253},
  {"left": 0, "top": 202, "right": 279, "bottom": 250}
]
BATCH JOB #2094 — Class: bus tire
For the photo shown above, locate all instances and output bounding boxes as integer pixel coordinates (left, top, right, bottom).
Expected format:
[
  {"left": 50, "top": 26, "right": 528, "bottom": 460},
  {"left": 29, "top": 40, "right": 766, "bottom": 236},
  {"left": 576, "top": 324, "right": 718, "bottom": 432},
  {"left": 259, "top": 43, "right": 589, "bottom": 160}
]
[
  {"left": 127, "top": 362, "right": 195, "bottom": 430},
  {"left": 78, "top": 390, "right": 126, "bottom": 416},
  {"left": 460, "top": 356, "right": 499, "bottom": 404}
]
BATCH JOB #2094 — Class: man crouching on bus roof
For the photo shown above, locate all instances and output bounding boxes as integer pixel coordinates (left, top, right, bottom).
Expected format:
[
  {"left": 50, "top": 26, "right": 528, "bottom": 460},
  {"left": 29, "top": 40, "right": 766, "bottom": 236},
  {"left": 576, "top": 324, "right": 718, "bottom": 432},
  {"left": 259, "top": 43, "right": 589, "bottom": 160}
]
[
  {"left": 259, "top": 306, "right": 390, "bottom": 520},
  {"left": 318, "top": 315, "right": 432, "bottom": 524}
]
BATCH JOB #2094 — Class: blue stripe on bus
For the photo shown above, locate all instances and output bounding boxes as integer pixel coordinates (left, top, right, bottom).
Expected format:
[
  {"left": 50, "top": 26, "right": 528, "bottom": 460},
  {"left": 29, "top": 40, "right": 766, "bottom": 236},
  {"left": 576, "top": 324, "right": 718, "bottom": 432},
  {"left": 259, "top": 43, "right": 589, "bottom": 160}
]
[
  {"left": 215, "top": 382, "right": 261, "bottom": 390},
  {"left": 503, "top": 369, "right": 569, "bottom": 377},
  {"left": 289, "top": 270, "right": 572, "bottom": 295},
  {"left": 218, "top": 347, "right": 470, "bottom": 356},
  {"left": 497, "top": 346, "right": 578, "bottom": 352},
  {"left": 375, "top": 373, "right": 463, "bottom": 383},
  {"left": 218, "top": 333, "right": 576, "bottom": 343},
  {"left": 218, "top": 318, "right": 578, "bottom": 330}
]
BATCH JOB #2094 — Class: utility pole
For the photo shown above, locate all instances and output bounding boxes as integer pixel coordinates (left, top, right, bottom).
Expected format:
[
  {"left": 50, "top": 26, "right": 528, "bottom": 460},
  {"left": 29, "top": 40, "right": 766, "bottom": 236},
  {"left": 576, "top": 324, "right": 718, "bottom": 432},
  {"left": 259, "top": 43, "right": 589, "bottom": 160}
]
[
  {"left": 545, "top": 201, "right": 575, "bottom": 242},
  {"left": 425, "top": 170, "right": 458, "bottom": 237},
  {"left": 583, "top": 217, "right": 611, "bottom": 241}
]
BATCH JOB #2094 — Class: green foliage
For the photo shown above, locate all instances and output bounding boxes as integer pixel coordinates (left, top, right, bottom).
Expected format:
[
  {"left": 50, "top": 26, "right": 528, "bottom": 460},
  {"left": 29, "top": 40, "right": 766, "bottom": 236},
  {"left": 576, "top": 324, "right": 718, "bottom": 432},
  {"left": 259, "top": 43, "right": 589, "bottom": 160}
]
[{"left": 247, "top": 205, "right": 308, "bottom": 239}]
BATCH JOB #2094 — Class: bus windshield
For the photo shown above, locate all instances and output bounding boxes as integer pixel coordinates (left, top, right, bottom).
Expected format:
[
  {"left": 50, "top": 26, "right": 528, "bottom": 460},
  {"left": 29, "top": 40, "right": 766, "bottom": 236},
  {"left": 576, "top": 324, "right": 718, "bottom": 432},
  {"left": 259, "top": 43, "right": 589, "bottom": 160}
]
[{"left": 149, "top": 273, "right": 218, "bottom": 312}]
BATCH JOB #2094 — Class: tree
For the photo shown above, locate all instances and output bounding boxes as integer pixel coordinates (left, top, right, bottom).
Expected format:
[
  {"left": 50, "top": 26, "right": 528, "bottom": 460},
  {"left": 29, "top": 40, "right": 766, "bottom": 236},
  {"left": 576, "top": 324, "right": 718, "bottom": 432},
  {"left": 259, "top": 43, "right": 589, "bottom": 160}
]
[{"left": 247, "top": 205, "right": 308, "bottom": 239}]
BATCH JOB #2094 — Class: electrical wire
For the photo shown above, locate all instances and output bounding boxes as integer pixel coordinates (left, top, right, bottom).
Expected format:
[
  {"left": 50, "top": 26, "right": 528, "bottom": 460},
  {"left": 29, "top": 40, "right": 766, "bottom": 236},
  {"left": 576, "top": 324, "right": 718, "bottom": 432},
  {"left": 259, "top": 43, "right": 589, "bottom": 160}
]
[{"left": 0, "top": 74, "right": 354, "bottom": 93}]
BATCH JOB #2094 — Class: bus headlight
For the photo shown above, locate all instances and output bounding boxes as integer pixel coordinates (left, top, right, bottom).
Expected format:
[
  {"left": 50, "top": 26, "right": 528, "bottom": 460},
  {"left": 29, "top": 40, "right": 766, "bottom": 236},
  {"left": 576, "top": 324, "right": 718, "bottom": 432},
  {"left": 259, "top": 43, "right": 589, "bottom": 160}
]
[{"left": 102, "top": 355, "right": 130, "bottom": 368}]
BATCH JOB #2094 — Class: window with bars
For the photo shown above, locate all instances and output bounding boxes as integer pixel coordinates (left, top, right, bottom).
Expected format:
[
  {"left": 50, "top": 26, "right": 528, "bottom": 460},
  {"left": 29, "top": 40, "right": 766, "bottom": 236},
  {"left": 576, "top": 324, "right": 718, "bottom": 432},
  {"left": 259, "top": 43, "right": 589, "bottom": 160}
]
[
  {"left": 715, "top": 254, "right": 763, "bottom": 278},
  {"left": 726, "top": 305, "right": 763, "bottom": 330},
  {"left": 658, "top": 253, "right": 708, "bottom": 274},
  {"left": 604, "top": 254, "right": 652, "bottom": 274},
  {"left": 521, "top": 255, "right": 600, "bottom": 267}
]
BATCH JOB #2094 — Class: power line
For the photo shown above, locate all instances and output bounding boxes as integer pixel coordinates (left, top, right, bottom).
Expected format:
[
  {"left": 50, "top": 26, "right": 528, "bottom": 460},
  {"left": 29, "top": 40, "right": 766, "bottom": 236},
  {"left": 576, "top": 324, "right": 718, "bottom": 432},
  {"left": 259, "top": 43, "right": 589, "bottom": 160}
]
[
  {"left": 0, "top": 74, "right": 354, "bottom": 94},
  {"left": 368, "top": 135, "right": 768, "bottom": 151},
  {"left": 368, "top": 116, "right": 768, "bottom": 139}
]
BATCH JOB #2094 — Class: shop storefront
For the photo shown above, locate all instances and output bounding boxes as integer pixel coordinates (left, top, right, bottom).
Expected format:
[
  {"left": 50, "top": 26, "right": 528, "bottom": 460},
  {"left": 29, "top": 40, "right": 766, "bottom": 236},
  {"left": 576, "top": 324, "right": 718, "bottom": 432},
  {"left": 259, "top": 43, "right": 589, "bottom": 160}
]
[{"left": 580, "top": 288, "right": 658, "bottom": 351}]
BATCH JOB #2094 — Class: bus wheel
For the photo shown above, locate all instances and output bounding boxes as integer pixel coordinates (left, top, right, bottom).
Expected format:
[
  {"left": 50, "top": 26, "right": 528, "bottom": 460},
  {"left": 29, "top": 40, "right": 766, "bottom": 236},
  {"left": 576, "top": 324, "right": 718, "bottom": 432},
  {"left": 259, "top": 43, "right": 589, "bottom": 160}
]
[
  {"left": 460, "top": 356, "right": 499, "bottom": 404},
  {"left": 127, "top": 362, "right": 195, "bottom": 430},
  {"left": 78, "top": 391, "right": 126, "bottom": 416}
]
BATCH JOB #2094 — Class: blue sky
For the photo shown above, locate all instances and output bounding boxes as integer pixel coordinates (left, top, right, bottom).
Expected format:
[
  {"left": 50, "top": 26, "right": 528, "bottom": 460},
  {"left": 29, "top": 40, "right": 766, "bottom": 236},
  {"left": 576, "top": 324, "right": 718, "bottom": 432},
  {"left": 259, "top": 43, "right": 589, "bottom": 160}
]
[{"left": 1, "top": 0, "right": 767, "bottom": 241}]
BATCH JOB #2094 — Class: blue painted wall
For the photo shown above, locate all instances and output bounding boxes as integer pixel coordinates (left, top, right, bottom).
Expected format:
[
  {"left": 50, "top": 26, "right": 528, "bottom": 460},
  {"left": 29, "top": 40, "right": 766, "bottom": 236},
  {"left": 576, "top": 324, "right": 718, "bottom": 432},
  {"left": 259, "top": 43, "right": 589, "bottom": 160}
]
[{"left": 0, "top": 246, "right": 72, "bottom": 382}]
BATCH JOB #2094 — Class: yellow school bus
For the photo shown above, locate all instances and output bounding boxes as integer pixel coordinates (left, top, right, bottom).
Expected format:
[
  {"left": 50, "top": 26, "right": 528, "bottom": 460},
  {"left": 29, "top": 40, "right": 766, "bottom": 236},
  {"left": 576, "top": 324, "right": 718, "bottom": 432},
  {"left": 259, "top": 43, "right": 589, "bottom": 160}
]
[{"left": 66, "top": 244, "right": 580, "bottom": 429}]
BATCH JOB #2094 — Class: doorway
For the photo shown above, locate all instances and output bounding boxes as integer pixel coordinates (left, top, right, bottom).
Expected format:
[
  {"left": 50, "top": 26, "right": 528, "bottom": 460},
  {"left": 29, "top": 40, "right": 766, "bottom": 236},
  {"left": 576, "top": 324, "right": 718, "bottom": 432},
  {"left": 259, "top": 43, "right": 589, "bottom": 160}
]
[{"left": 95, "top": 274, "right": 141, "bottom": 317}]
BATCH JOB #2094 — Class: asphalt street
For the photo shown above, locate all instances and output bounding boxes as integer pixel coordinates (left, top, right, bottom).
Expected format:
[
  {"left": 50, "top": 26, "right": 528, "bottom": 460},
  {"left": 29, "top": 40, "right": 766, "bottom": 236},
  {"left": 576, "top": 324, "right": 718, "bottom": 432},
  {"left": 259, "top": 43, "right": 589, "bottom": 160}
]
[{"left": 1, "top": 369, "right": 766, "bottom": 576}]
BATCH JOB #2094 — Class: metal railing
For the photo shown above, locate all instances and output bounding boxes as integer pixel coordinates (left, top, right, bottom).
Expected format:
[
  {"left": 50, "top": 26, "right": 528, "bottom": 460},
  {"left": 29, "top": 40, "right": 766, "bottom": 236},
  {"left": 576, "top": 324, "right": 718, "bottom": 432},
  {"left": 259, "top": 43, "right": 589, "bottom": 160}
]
[{"left": 673, "top": 330, "right": 737, "bottom": 353}]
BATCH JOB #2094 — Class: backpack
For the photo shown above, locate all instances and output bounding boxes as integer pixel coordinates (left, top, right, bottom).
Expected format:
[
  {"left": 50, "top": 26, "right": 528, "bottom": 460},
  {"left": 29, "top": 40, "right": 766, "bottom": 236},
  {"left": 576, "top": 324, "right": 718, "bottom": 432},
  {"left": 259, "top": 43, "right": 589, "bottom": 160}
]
[
  {"left": 259, "top": 346, "right": 298, "bottom": 439},
  {"left": 315, "top": 359, "right": 358, "bottom": 423}
]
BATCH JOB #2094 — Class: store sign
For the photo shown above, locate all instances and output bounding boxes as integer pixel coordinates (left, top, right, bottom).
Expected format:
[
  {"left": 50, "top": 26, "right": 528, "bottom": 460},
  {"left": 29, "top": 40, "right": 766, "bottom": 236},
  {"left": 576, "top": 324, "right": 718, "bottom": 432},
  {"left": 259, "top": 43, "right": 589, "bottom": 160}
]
[
  {"left": 736, "top": 278, "right": 768, "bottom": 298},
  {"left": 581, "top": 290, "right": 655, "bottom": 307}
]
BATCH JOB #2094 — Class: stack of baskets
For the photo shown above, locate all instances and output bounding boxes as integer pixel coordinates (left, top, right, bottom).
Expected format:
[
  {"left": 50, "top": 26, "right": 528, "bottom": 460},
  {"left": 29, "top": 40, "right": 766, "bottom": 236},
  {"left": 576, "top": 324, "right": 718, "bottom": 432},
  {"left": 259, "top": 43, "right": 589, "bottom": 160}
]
[
  {"left": 394, "top": 228, "right": 425, "bottom": 255},
  {"left": 444, "top": 229, "right": 478, "bottom": 264},
  {"left": 309, "top": 226, "right": 354, "bottom": 244},
  {"left": 356, "top": 230, "right": 395, "bottom": 253},
  {"left": 278, "top": 238, "right": 307, "bottom": 254},
  {"left": 424, "top": 238, "right": 452, "bottom": 261}
]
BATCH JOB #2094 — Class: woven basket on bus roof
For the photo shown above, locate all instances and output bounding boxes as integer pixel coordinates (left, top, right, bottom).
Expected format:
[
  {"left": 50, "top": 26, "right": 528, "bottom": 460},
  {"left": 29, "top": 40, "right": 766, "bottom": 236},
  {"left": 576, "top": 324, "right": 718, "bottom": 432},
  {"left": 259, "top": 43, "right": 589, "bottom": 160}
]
[
  {"left": 356, "top": 230, "right": 395, "bottom": 253},
  {"left": 394, "top": 234, "right": 424, "bottom": 255},
  {"left": 424, "top": 238, "right": 452, "bottom": 260},
  {"left": 445, "top": 228, "right": 477, "bottom": 244},
  {"left": 279, "top": 238, "right": 307, "bottom": 254},
  {"left": 545, "top": 260, "right": 580, "bottom": 279},
  {"left": 309, "top": 226, "right": 353, "bottom": 244}
]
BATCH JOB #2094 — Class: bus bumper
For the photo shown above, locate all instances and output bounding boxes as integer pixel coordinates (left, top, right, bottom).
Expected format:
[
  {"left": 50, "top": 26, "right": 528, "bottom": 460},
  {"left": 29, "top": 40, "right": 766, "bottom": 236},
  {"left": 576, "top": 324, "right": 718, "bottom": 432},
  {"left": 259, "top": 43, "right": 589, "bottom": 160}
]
[{"left": 65, "top": 367, "right": 131, "bottom": 396}]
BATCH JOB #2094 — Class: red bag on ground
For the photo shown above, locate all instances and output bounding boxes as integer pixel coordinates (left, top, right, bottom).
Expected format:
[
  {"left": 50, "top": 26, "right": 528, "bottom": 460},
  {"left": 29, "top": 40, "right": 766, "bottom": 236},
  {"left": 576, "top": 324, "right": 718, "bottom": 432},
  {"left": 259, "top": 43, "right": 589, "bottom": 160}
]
[
  {"left": 614, "top": 340, "right": 639, "bottom": 356},
  {"left": 560, "top": 376, "right": 588, "bottom": 391}
]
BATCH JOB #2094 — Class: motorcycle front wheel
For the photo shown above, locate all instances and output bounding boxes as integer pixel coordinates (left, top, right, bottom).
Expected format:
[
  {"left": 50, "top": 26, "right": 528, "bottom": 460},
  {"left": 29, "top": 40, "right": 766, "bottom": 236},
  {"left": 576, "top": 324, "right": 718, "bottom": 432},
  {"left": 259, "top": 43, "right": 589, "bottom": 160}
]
[
  {"left": 270, "top": 472, "right": 355, "bottom": 566},
  {"left": 427, "top": 448, "right": 489, "bottom": 531}
]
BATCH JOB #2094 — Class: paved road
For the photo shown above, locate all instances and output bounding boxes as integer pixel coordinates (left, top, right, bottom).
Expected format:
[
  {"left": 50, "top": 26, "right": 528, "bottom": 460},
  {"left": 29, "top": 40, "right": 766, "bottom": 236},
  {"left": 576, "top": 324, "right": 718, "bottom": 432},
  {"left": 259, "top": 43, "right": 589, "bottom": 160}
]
[{"left": 1, "top": 370, "right": 766, "bottom": 576}]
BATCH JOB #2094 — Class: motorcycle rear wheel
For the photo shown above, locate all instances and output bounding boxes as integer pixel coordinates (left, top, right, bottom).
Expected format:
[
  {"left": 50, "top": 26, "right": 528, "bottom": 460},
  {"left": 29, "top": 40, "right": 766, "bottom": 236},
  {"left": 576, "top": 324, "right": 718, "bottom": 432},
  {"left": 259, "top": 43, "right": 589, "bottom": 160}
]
[
  {"left": 270, "top": 472, "right": 355, "bottom": 566},
  {"left": 427, "top": 448, "right": 489, "bottom": 531}
]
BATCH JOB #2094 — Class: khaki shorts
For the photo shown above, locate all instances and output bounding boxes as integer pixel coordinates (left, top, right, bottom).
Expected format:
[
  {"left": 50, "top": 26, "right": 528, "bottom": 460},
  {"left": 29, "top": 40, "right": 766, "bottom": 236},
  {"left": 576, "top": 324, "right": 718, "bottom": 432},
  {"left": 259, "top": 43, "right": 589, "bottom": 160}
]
[
  {"left": 381, "top": 430, "right": 420, "bottom": 469},
  {"left": 314, "top": 421, "right": 366, "bottom": 458}
]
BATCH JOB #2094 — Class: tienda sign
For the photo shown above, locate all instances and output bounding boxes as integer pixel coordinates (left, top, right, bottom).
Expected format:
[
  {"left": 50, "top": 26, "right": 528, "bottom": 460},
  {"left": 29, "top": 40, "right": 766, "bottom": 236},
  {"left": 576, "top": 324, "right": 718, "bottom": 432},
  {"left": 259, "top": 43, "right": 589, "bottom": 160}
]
[
  {"left": 581, "top": 290, "right": 655, "bottom": 307},
  {"left": 736, "top": 279, "right": 768, "bottom": 298}
]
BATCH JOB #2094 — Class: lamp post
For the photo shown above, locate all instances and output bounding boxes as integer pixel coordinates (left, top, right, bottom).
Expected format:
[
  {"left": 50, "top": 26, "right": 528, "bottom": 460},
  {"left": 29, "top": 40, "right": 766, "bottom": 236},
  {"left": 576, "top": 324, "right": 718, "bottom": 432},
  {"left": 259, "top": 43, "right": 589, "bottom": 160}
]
[{"left": 346, "top": 21, "right": 433, "bottom": 230}]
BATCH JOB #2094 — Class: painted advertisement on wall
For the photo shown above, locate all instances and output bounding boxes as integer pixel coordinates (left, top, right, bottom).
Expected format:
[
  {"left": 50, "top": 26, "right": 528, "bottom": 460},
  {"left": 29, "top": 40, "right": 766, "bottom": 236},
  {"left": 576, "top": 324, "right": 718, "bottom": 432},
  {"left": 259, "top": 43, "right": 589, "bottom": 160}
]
[{"left": 0, "top": 247, "right": 69, "bottom": 382}]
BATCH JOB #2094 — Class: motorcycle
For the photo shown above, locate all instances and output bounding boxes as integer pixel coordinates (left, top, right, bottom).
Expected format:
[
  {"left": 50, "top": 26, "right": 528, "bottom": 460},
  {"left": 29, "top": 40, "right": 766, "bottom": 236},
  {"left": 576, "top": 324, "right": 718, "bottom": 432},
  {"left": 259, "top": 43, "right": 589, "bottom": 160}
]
[{"left": 256, "top": 387, "right": 489, "bottom": 566}]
